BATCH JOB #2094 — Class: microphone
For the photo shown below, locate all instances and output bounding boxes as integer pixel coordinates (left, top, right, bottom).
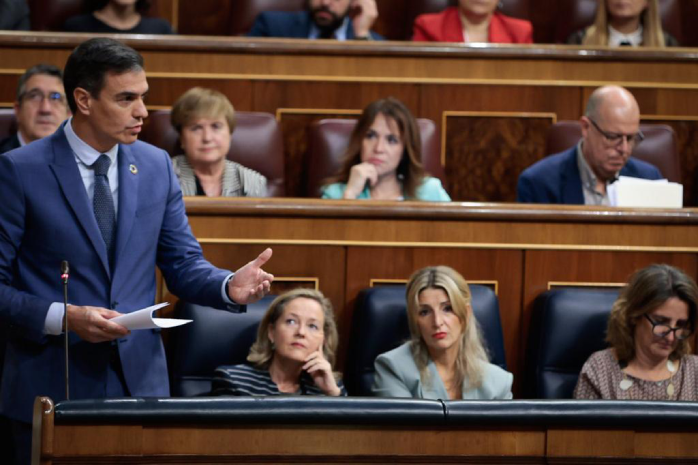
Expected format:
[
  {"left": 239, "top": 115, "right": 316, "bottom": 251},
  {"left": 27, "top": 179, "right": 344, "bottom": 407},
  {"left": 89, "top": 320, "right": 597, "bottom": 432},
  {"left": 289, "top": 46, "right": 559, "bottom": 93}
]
[{"left": 61, "top": 261, "right": 70, "bottom": 400}]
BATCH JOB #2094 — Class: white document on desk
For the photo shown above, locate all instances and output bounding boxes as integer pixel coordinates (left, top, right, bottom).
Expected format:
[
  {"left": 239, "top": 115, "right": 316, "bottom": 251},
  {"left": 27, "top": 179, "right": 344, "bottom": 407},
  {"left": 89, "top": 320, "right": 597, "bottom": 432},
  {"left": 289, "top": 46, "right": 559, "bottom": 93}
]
[
  {"left": 111, "top": 302, "right": 191, "bottom": 330},
  {"left": 608, "top": 176, "right": 683, "bottom": 208}
]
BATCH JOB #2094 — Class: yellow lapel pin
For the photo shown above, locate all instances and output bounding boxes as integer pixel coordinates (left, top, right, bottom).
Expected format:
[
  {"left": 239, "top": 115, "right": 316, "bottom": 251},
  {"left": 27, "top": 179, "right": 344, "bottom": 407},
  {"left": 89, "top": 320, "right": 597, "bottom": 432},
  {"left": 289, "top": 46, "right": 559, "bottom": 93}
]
[{"left": 129, "top": 164, "right": 138, "bottom": 174}]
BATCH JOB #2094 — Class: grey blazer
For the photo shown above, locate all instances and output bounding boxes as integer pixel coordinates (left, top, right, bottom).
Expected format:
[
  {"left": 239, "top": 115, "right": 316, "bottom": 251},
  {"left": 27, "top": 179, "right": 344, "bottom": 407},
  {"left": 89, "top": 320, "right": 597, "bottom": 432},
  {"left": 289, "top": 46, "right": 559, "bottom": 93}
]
[
  {"left": 372, "top": 342, "right": 513, "bottom": 400},
  {"left": 171, "top": 155, "right": 267, "bottom": 197}
]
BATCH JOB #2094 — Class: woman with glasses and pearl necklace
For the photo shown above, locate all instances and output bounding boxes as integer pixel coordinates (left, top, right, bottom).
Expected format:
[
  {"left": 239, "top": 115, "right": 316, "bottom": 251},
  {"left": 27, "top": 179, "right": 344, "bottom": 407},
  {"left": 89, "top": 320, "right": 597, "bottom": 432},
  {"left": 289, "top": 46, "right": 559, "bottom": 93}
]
[{"left": 574, "top": 264, "right": 698, "bottom": 400}]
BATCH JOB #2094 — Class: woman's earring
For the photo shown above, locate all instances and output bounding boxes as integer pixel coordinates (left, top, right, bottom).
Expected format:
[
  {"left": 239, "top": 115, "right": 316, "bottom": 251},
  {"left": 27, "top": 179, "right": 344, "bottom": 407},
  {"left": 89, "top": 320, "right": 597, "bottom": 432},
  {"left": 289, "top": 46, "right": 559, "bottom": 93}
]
[
  {"left": 270, "top": 341, "right": 276, "bottom": 351},
  {"left": 498, "top": 1, "right": 504, "bottom": 10}
]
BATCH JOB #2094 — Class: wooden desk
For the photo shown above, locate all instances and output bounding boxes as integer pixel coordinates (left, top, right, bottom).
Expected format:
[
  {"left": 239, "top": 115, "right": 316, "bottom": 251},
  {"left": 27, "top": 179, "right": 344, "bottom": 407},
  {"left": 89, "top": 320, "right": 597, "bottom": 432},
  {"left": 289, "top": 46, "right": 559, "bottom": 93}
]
[
  {"left": 169, "top": 198, "right": 698, "bottom": 393},
  {"left": 1, "top": 33, "right": 698, "bottom": 203},
  {"left": 34, "top": 396, "right": 698, "bottom": 464}
]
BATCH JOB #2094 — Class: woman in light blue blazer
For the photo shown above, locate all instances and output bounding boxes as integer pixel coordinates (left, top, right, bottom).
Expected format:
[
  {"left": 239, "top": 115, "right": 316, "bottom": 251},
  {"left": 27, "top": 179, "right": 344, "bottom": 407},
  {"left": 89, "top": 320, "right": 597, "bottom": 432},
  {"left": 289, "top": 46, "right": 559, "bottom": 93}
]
[
  {"left": 321, "top": 98, "right": 450, "bottom": 202},
  {"left": 372, "top": 266, "right": 513, "bottom": 400}
]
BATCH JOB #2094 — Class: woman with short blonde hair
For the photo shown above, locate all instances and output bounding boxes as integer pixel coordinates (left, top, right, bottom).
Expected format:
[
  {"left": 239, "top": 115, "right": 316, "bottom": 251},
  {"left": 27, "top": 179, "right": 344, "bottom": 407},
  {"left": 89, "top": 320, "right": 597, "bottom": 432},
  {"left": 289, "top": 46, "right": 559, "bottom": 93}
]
[{"left": 170, "top": 87, "right": 267, "bottom": 198}]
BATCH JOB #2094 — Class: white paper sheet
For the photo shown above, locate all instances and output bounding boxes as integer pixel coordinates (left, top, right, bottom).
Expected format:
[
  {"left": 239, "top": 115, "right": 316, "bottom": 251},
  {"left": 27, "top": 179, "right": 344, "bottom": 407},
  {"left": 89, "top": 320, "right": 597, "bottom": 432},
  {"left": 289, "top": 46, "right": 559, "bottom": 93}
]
[
  {"left": 111, "top": 302, "right": 191, "bottom": 330},
  {"left": 608, "top": 176, "right": 683, "bottom": 208}
]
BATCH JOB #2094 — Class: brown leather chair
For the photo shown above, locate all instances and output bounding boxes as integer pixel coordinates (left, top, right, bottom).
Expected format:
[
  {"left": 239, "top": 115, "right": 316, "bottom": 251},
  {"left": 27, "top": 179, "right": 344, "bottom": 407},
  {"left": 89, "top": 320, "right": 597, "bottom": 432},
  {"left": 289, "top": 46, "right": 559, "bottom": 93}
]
[
  {"left": 554, "top": 0, "right": 683, "bottom": 45},
  {"left": 0, "top": 109, "right": 17, "bottom": 141},
  {"left": 29, "top": 0, "right": 163, "bottom": 31},
  {"left": 140, "top": 110, "right": 285, "bottom": 197},
  {"left": 306, "top": 118, "right": 445, "bottom": 198},
  {"left": 545, "top": 120, "right": 680, "bottom": 183}
]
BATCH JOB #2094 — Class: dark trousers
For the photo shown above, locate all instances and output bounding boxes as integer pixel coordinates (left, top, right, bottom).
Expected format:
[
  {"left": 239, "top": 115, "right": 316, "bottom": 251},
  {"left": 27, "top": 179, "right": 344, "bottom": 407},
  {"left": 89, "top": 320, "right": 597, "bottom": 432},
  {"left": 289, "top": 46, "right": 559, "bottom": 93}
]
[{"left": 10, "top": 344, "right": 129, "bottom": 465}]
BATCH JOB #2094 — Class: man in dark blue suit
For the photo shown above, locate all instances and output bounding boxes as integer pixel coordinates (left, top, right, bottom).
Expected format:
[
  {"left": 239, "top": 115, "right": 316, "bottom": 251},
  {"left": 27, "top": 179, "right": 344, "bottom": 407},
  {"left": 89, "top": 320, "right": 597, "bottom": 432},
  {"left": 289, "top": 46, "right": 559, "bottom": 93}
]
[
  {"left": 249, "top": 0, "right": 383, "bottom": 40},
  {"left": 517, "top": 86, "right": 662, "bottom": 205},
  {"left": 0, "top": 38, "right": 273, "bottom": 464}
]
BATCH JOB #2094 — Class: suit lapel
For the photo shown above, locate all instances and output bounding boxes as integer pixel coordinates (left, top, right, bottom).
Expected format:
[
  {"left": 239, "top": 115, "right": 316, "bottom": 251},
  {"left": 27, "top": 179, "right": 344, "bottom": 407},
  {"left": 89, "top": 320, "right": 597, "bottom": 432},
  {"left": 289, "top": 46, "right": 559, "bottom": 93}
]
[
  {"left": 113, "top": 144, "right": 138, "bottom": 273},
  {"left": 49, "top": 128, "right": 111, "bottom": 277},
  {"left": 560, "top": 147, "right": 585, "bottom": 204}
]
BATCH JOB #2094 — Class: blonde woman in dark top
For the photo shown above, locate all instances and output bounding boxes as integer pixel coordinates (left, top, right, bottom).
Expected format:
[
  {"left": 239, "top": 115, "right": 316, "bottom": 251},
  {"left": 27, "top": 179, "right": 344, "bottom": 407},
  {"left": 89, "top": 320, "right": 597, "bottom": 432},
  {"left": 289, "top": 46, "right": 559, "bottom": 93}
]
[
  {"left": 575, "top": 264, "right": 698, "bottom": 400},
  {"left": 212, "top": 289, "right": 346, "bottom": 397},
  {"left": 567, "top": 0, "right": 678, "bottom": 47}
]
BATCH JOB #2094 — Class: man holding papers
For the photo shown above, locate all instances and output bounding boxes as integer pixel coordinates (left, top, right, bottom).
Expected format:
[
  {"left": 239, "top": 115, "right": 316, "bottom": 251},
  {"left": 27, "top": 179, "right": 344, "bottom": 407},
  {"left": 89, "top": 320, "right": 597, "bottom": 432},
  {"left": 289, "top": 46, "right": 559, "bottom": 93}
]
[
  {"left": 517, "top": 85, "right": 662, "bottom": 205},
  {"left": 0, "top": 38, "right": 273, "bottom": 464}
]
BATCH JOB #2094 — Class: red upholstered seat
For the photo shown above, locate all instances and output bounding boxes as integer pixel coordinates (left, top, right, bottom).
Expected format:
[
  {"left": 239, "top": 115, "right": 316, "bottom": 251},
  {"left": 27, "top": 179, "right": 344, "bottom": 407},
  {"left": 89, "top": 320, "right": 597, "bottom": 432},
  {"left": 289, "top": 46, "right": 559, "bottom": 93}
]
[
  {"left": 545, "top": 120, "right": 681, "bottom": 183},
  {"left": 305, "top": 118, "right": 445, "bottom": 198},
  {"left": 140, "top": 110, "right": 286, "bottom": 197}
]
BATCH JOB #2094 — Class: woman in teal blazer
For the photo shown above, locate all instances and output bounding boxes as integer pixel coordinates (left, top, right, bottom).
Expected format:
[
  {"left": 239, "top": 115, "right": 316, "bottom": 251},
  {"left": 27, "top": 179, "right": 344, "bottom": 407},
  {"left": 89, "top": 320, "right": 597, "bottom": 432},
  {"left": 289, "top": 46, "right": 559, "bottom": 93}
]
[
  {"left": 372, "top": 266, "right": 512, "bottom": 399},
  {"left": 321, "top": 98, "right": 450, "bottom": 202}
]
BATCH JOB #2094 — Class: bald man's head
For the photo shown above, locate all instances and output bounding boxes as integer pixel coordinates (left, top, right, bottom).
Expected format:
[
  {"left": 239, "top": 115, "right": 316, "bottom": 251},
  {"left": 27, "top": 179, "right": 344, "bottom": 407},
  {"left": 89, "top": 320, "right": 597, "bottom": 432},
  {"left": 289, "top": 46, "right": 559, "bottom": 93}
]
[{"left": 580, "top": 86, "right": 643, "bottom": 182}]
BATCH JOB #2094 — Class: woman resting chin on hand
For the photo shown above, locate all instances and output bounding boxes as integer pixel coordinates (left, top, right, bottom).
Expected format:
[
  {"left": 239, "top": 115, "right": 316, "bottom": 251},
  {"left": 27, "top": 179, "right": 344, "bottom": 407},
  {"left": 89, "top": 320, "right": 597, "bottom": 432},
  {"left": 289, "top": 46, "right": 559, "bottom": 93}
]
[
  {"left": 321, "top": 97, "right": 450, "bottom": 202},
  {"left": 211, "top": 289, "right": 345, "bottom": 397}
]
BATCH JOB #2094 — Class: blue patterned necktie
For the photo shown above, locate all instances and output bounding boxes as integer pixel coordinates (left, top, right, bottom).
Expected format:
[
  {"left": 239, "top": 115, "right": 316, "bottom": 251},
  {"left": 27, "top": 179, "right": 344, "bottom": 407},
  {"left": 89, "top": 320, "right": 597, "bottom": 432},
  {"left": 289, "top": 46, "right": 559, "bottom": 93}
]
[{"left": 93, "top": 154, "right": 116, "bottom": 262}]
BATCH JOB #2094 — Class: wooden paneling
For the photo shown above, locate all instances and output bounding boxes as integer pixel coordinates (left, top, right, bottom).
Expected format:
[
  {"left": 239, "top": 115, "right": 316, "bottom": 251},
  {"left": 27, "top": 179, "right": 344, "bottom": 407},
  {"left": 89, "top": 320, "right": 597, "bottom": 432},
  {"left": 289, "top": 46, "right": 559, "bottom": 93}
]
[{"left": 443, "top": 113, "right": 555, "bottom": 201}]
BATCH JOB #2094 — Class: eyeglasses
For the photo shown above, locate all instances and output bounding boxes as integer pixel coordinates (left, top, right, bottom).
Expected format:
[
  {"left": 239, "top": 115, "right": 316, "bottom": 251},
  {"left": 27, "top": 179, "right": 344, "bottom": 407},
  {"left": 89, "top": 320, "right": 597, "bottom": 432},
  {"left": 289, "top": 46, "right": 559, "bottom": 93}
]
[
  {"left": 643, "top": 314, "right": 693, "bottom": 340},
  {"left": 20, "top": 89, "right": 66, "bottom": 106},
  {"left": 588, "top": 118, "right": 644, "bottom": 148}
]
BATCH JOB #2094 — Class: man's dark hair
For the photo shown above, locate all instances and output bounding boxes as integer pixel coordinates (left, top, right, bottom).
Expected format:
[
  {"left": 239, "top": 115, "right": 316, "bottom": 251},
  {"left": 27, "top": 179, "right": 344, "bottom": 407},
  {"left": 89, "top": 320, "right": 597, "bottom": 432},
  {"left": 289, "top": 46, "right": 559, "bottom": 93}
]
[
  {"left": 87, "top": 0, "right": 152, "bottom": 14},
  {"left": 63, "top": 38, "right": 144, "bottom": 113},
  {"left": 16, "top": 64, "right": 63, "bottom": 101}
]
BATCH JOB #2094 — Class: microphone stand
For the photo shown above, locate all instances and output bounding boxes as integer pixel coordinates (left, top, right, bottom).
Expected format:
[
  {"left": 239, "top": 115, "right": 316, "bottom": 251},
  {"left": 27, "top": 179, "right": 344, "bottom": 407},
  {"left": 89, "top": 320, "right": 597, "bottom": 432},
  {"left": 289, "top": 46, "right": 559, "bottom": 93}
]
[{"left": 61, "top": 261, "right": 70, "bottom": 400}]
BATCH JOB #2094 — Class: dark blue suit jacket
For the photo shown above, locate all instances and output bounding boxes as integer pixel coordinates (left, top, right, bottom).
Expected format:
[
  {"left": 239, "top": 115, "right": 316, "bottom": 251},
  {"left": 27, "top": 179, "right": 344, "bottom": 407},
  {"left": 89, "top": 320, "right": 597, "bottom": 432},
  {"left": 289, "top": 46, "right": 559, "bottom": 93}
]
[
  {"left": 516, "top": 146, "right": 663, "bottom": 204},
  {"left": 0, "top": 126, "right": 233, "bottom": 422},
  {"left": 248, "top": 11, "right": 383, "bottom": 40}
]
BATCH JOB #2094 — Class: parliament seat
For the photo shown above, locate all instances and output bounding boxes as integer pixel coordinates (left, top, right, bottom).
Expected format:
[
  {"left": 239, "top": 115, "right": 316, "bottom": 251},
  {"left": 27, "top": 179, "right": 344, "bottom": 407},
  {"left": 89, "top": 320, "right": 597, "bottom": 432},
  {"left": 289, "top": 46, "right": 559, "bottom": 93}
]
[
  {"left": 344, "top": 284, "right": 507, "bottom": 396},
  {"left": 554, "top": 0, "right": 684, "bottom": 45},
  {"left": 545, "top": 120, "right": 681, "bottom": 183},
  {"left": 140, "top": 110, "right": 286, "bottom": 196},
  {"left": 167, "top": 295, "right": 276, "bottom": 397},
  {"left": 525, "top": 288, "right": 619, "bottom": 399},
  {"left": 305, "top": 118, "right": 445, "bottom": 197},
  {"left": 0, "top": 109, "right": 16, "bottom": 141}
]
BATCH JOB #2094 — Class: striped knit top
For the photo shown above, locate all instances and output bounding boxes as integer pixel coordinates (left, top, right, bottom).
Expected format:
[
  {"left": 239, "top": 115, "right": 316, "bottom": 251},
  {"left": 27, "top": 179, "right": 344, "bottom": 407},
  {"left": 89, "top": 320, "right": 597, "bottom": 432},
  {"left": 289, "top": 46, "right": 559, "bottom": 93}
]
[{"left": 211, "top": 363, "right": 347, "bottom": 396}]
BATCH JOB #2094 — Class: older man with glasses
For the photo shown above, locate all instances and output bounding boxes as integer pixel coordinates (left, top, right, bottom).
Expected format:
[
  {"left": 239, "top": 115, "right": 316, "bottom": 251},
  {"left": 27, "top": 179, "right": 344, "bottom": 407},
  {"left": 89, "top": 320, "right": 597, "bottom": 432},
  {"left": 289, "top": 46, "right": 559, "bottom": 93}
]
[
  {"left": 517, "top": 85, "right": 662, "bottom": 205},
  {"left": 0, "top": 64, "right": 70, "bottom": 155}
]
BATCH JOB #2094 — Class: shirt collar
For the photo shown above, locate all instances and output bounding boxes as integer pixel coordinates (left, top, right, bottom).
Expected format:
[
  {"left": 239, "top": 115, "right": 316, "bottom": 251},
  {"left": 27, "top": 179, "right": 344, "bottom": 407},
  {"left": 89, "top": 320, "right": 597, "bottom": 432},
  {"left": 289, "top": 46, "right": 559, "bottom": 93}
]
[
  {"left": 308, "top": 16, "right": 350, "bottom": 40},
  {"left": 608, "top": 24, "right": 644, "bottom": 47},
  {"left": 576, "top": 141, "right": 619, "bottom": 189},
  {"left": 63, "top": 117, "right": 118, "bottom": 167},
  {"left": 16, "top": 131, "right": 27, "bottom": 147}
]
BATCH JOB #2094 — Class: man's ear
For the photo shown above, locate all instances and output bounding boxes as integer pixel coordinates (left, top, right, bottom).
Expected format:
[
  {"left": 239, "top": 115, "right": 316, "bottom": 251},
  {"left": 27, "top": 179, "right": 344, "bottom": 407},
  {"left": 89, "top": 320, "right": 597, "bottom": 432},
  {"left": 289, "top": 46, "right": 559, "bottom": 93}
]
[
  {"left": 73, "top": 87, "right": 92, "bottom": 116},
  {"left": 580, "top": 115, "right": 591, "bottom": 140}
]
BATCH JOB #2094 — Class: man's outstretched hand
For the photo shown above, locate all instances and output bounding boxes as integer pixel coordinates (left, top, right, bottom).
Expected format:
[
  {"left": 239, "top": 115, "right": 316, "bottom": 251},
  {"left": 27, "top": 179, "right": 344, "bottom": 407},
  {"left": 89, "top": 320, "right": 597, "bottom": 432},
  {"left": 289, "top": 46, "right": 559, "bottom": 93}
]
[{"left": 227, "top": 248, "right": 274, "bottom": 304}]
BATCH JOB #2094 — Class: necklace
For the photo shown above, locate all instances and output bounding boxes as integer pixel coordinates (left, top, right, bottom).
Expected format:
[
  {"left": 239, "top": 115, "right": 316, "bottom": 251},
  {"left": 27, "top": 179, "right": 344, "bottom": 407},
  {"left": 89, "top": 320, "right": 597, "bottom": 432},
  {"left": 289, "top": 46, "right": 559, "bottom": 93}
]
[{"left": 620, "top": 359, "right": 677, "bottom": 399}]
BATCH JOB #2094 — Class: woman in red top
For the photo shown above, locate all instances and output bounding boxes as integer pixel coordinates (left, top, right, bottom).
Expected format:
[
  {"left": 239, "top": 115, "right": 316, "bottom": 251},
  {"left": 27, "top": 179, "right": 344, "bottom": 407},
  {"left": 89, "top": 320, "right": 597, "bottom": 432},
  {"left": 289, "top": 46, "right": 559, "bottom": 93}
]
[{"left": 413, "top": 0, "right": 532, "bottom": 44}]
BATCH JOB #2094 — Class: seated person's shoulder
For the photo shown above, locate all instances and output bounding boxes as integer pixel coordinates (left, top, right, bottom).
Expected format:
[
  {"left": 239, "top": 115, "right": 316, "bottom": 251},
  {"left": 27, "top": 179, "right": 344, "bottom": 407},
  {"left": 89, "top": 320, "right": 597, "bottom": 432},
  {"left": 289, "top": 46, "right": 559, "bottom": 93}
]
[
  {"left": 624, "top": 157, "right": 663, "bottom": 179},
  {"left": 479, "top": 362, "right": 513, "bottom": 398},
  {"left": 140, "top": 17, "right": 174, "bottom": 34},
  {"left": 416, "top": 176, "right": 451, "bottom": 201},
  {"left": 248, "top": 10, "right": 302, "bottom": 37}
]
